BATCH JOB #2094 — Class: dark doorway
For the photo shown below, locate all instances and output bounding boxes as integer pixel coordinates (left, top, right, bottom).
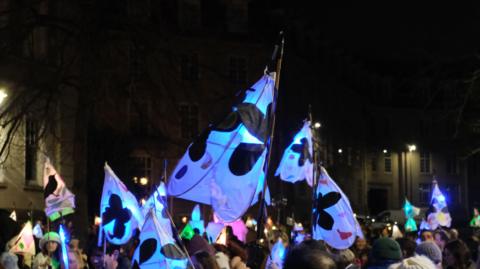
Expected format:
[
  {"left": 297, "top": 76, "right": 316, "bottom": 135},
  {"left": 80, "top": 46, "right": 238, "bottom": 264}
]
[{"left": 368, "top": 188, "right": 388, "bottom": 215}]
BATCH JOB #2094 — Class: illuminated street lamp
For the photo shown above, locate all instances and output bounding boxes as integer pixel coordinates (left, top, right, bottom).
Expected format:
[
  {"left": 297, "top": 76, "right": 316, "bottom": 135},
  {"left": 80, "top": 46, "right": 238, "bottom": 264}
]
[
  {"left": 383, "top": 149, "right": 388, "bottom": 153},
  {"left": 338, "top": 148, "right": 343, "bottom": 154},
  {"left": 314, "top": 122, "right": 322, "bottom": 129},
  {"left": 408, "top": 144, "right": 416, "bottom": 152},
  {"left": 139, "top": 177, "right": 148, "bottom": 186},
  {"left": 0, "top": 89, "right": 7, "bottom": 105}
]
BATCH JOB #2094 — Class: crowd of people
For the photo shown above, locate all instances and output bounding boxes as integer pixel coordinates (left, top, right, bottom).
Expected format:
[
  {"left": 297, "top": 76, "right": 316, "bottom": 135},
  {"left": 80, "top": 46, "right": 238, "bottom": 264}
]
[{"left": 2, "top": 216, "right": 480, "bottom": 269}]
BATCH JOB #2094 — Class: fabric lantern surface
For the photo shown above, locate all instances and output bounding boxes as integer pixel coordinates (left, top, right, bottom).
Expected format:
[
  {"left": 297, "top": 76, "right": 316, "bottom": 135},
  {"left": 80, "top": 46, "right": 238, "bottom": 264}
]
[
  {"left": 426, "top": 180, "right": 451, "bottom": 229},
  {"left": 132, "top": 210, "right": 188, "bottom": 269},
  {"left": 205, "top": 222, "right": 224, "bottom": 243},
  {"left": 189, "top": 204, "right": 204, "bottom": 235},
  {"left": 99, "top": 163, "right": 144, "bottom": 246},
  {"left": 43, "top": 160, "right": 76, "bottom": 221},
  {"left": 403, "top": 198, "right": 419, "bottom": 232},
  {"left": 168, "top": 74, "right": 275, "bottom": 222},
  {"left": 141, "top": 182, "right": 172, "bottom": 238},
  {"left": 312, "top": 167, "right": 358, "bottom": 249},
  {"left": 9, "top": 221, "right": 35, "bottom": 256},
  {"left": 275, "top": 121, "right": 313, "bottom": 186},
  {"left": 266, "top": 240, "right": 286, "bottom": 269}
]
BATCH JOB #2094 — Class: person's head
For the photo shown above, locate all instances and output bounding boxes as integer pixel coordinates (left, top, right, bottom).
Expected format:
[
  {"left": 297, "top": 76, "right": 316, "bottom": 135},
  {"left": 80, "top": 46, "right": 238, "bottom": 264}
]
[
  {"left": 396, "top": 238, "right": 417, "bottom": 258},
  {"left": 40, "top": 232, "right": 61, "bottom": 254},
  {"left": 370, "top": 237, "right": 402, "bottom": 263},
  {"left": 449, "top": 229, "right": 459, "bottom": 241},
  {"left": 193, "top": 251, "right": 220, "bottom": 269},
  {"left": 474, "top": 207, "right": 479, "bottom": 216},
  {"left": 433, "top": 230, "right": 450, "bottom": 251},
  {"left": 443, "top": 240, "right": 471, "bottom": 269},
  {"left": 69, "top": 238, "right": 80, "bottom": 250},
  {"left": 283, "top": 242, "right": 336, "bottom": 269},
  {"left": 421, "top": 230, "right": 434, "bottom": 242},
  {"left": 193, "top": 228, "right": 200, "bottom": 235},
  {"left": 0, "top": 252, "right": 18, "bottom": 269},
  {"left": 225, "top": 226, "right": 233, "bottom": 236},
  {"left": 389, "top": 255, "right": 436, "bottom": 269},
  {"left": 415, "top": 241, "right": 442, "bottom": 266},
  {"left": 330, "top": 249, "right": 355, "bottom": 269},
  {"left": 354, "top": 237, "right": 367, "bottom": 250}
]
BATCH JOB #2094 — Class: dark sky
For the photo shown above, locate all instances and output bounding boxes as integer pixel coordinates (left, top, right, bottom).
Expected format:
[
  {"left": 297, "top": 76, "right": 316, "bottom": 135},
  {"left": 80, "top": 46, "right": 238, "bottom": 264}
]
[{"left": 300, "top": 2, "right": 480, "bottom": 63}]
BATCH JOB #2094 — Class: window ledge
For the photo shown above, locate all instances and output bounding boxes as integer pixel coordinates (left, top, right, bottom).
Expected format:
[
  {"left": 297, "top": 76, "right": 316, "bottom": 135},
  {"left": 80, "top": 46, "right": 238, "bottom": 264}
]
[
  {"left": 0, "top": 182, "right": 7, "bottom": 189},
  {"left": 24, "top": 184, "right": 43, "bottom": 192}
]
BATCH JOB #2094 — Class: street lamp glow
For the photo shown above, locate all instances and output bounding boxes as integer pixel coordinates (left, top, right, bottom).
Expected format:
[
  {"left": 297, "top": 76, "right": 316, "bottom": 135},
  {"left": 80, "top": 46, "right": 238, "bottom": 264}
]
[
  {"left": 139, "top": 177, "right": 148, "bottom": 186},
  {"left": 314, "top": 122, "right": 322, "bottom": 129},
  {"left": 383, "top": 149, "right": 388, "bottom": 153},
  {"left": 0, "top": 89, "right": 7, "bottom": 105},
  {"left": 338, "top": 148, "right": 343, "bottom": 154},
  {"left": 408, "top": 145, "right": 417, "bottom": 152}
]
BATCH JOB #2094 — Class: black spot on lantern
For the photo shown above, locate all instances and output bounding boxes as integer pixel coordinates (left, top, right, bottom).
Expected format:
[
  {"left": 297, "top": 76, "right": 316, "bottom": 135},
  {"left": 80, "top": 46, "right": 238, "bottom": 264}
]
[
  {"left": 139, "top": 238, "right": 157, "bottom": 264},
  {"left": 291, "top": 137, "right": 312, "bottom": 166},
  {"left": 44, "top": 175, "right": 58, "bottom": 198},
  {"left": 188, "top": 129, "right": 212, "bottom": 162},
  {"left": 174, "top": 165, "right": 188, "bottom": 179},
  {"left": 236, "top": 103, "right": 270, "bottom": 143},
  {"left": 313, "top": 192, "right": 341, "bottom": 231},
  {"left": 228, "top": 143, "right": 264, "bottom": 176},
  {"left": 102, "top": 194, "right": 132, "bottom": 239}
]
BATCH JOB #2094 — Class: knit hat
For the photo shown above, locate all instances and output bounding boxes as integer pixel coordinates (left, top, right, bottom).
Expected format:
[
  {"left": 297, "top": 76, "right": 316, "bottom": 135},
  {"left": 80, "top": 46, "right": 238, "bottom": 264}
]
[
  {"left": 371, "top": 237, "right": 402, "bottom": 261},
  {"left": 415, "top": 241, "right": 442, "bottom": 264},
  {"left": 389, "top": 255, "right": 436, "bottom": 269},
  {"left": 0, "top": 252, "right": 19, "bottom": 269},
  {"left": 39, "top": 231, "right": 61, "bottom": 250}
]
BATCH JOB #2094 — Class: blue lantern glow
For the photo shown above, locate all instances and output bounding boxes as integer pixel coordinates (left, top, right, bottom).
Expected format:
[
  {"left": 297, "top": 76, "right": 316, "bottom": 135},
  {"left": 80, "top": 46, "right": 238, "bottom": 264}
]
[{"left": 59, "top": 225, "right": 69, "bottom": 269}]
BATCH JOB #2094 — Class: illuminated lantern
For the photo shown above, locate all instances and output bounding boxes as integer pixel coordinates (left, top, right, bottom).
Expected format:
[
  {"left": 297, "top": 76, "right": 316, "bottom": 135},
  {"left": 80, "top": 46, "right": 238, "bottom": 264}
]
[
  {"left": 59, "top": 225, "right": 69, "bottom": 269},
  {"left": 312, "top": 167, "right": 358, "bottom": 249},
  {"left": 403, "top": 198, "right": 419, "bottom": 232},
  {"left": 426, "top": 180, "right": 451, "bottom": 229},
  {"left": 275, "top": 121, "right": 313, "bottom": 186},
  {"left": 141, "top": 182, "right": 172, "bottom": 237},
  {"left": 43, "top": 160, "right": 75, "bottom": 221},
  {"left": 391, "top": 224, "right": 403, "bottom": 239},
  {"left": 9, "top": 221, "right": 35, "bottom": 256},
  {"left": 168, "top": 74, "right": 275, "bottom": 222},
  {"left": 266, "top": 240, "right": 286, "bottom": 269},
  {"left": 205, "top": 222, "right": 224, "bottom": 243},
  {"left": 99, "top": 164, "right": 144, "bottom": 245},
  {"left": 132, "top": 210, "right": 188, "bottom": 269},
  {"left": 189, "top": 204, "right": 204, "bottom": 235},
  {"left": 180, "top": 224, "right": 194, "bottom": 240},
  {"left": 33, "top": 222, "right": 43, "bottom": 239}
]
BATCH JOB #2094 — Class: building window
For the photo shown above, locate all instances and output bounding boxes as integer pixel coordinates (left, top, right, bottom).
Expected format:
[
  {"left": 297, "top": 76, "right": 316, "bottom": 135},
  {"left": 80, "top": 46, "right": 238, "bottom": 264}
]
[
  {"left": 419, "top": 183, "right": 431, "bottom": 205},
  {"left": 181, "top": 54, "right": 199, "bottom": 81},
  {"left": 229, "top": 56, "right": 247, "bottom": 85},
  {"left": 128, "top": 98, "right": 151, "bottom": 136},
  {"left": 420, "top": 152, "right": 431, "bottom": 174},
  {"left": 384, "top": 153, "right": 391, "bottom": 173},
  {"left": 25, "top": 117, "right": 37, "bottom": 184},
  {"left": 446, "top": 155, "right": 459, "bottom": 175},
  {"left": 179, "top": 104, "right": 198, "bottom": 139}
]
